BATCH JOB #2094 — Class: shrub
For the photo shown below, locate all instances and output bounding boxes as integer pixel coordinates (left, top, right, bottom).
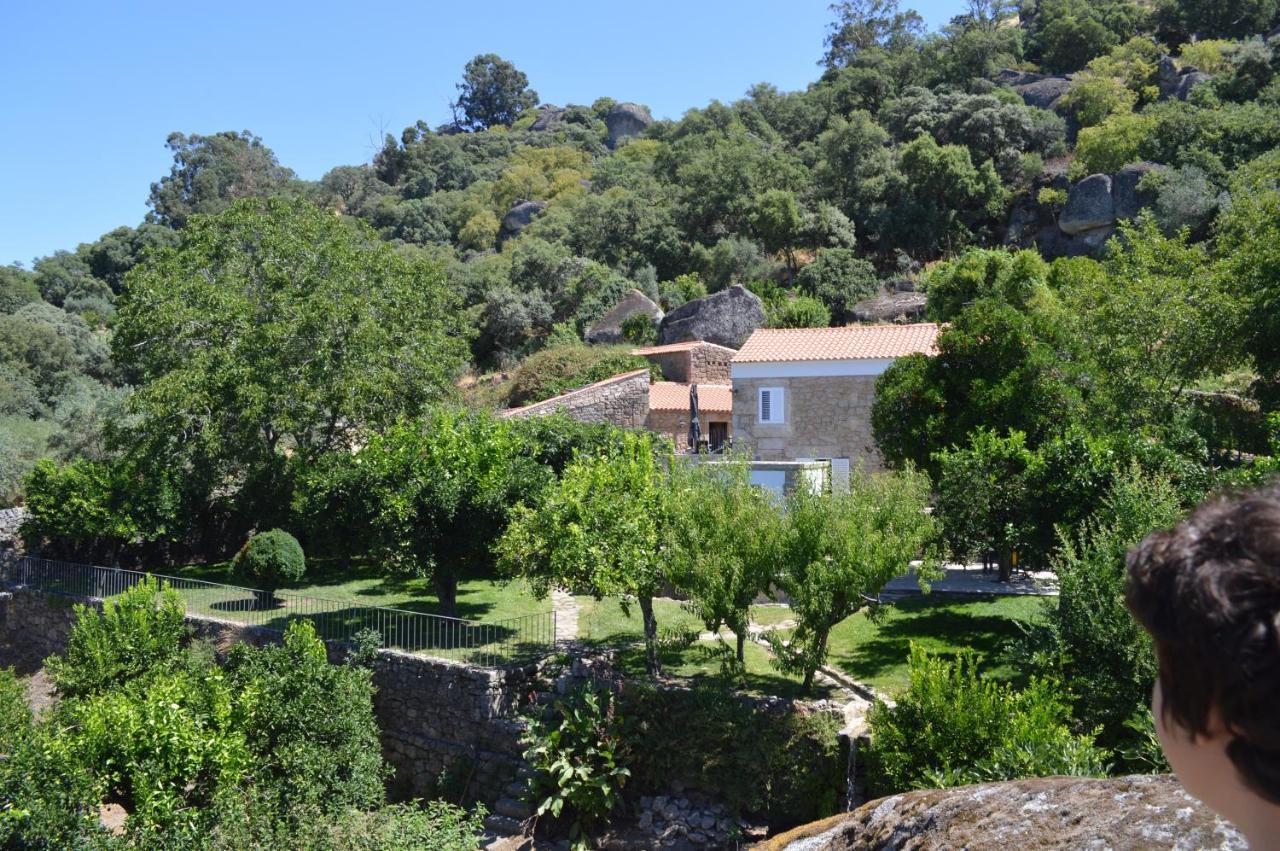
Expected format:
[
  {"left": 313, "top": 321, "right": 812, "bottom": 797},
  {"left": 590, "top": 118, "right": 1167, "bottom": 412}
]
[
  {"left": 866, "top": 645, "right": 1108, "bottom": 796},
  {"left": 46, "top": 577, "right": 188, "bottom": 698},
  {"left": 622, "top": 683, "right": 842, "bottom": 830},
  {"left": 223, "top": 620, "right": 387, "bottom": 815},
  {"left": 234, "top": 529, "right": 305, "bottom": 605},
  {"left": 620, "top": 312, "right": 658, "bottom": 345},
  {"left": 521, "top": 684, "right": 631, "bottom": 848},
  {"left": 765, "top": 294, "right": 831, "bottom": 328}
]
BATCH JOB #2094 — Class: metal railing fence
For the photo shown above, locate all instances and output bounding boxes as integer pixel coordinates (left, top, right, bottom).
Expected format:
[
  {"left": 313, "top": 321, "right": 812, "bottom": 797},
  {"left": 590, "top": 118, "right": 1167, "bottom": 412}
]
[{"left": 1, "top": 555, "right": 555, "bottom": 668}]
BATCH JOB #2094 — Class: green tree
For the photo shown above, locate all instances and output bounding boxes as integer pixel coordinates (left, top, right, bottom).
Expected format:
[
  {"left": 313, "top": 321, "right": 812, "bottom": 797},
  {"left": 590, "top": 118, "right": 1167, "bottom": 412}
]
[
  {"left": 498, "top": 432, "right": 671, "bottom": 675},
  {"left": 1058, "top": 73, "right": 1138, "bottom": 128},
  {"left": 1069, "top": 112, "right": 1155, "bottom": 179},
  {"left": 924, "top": 248, "right": 1048, "bottom": 322},
  {"left": 795, "top": 248, "right": 880, "bottom": 322},
  {"left": 766, "top": 294, "right": 833, "bottom": 328},
  {"left": 451, "top": 54, "right": 540, "bottom": 131},
  {"left": 750, "top": 188, "right": 805, "bottom": 280},
  {"left": 113, "top": 198, "right": 469, "bottom": 525},
  {"left": 147, "top": 131, "right": 298, "bottom": 228},
  {"left": 823, "top": 0, "right": 926, "bottom": 68},
  {"left": 297, "top": 411, "right": 545, "bottom": 615},
  {"left": 815, "top": 111, "right": 894, "bottom": 232},
  {"left": 665, "top": 458, "right": 783, "bottom": 663},
  {"left": 0, "top": 265, "right": 40, "bottom": 313},
  {"left": 891, "top": 134, "right": 1007, "bottom": 256},
  {"left": 770, "top": 468, "right": 937, "bottom": 691}
]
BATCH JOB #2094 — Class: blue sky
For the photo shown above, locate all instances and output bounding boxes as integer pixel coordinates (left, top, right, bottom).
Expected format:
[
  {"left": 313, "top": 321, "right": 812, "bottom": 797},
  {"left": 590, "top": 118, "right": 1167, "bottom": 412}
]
[{"left": 0, "top": 0, "right": 962, "bottom": 266}]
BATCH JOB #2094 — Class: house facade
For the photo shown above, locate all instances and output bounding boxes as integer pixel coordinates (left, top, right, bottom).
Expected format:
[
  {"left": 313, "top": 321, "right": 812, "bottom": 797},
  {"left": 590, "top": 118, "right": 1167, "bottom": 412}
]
[{"left": 730, "top": 324, "right": 940, "bottom": 470}]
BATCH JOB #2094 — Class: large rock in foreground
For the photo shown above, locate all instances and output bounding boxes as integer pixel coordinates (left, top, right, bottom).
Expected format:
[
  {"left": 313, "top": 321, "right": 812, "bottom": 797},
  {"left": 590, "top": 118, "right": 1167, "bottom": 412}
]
[
  {"left": 761, "top": 775, "right": 1245, "bottom": 851},
  {"left": 658, "top": 284, "right": 765, "bottom": 349}
]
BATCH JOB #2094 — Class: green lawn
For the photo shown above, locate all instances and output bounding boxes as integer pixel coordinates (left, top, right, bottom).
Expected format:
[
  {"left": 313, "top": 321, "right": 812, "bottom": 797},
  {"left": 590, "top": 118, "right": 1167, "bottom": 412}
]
[
  {"left": 749, "top": 604, "right": 797, "bottom": 628},
  {"left": 148, "top": 560, "right": 555, "bottom": 665},
  {"left": 574, "top": 596, "right": 708, "bottom": 644},
  {"left": 822, "top": 593, "right": 1047, "bottom": 695}
]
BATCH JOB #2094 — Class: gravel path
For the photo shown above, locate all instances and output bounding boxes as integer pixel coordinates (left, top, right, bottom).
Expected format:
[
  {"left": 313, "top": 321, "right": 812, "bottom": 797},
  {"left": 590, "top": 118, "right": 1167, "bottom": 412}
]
[{"left": 550, "top": 588, "right": 578, "bottom": 643}]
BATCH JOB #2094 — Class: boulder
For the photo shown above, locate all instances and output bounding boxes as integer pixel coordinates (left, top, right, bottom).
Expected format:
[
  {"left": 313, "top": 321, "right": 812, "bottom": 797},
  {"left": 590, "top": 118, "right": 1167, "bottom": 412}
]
[
  {"left": 585, "top": 289, "right": 664, "bottom": 344},
  {"left": 658, "top": 285, "right": 765, "bottom": 349},
  {"left": 530, "top": 105, "right": 565, "bottom": 132},
  {"left": 1059, "top": 174, "right": 1114, "bottom": 235},
  {"left": 606, "top": 102, "right": 653, "bottom": 148},
  {"left": 499, "top": 200, "right": 547, "bottom": 241},
  {"left": 1112, "top": 161, "right": 1161, "bottom": 221},
  {"left": 1037, "top": 222, "right": 1117, "bottom": 258},
  {"left": 1158, "top": 56, "right": 1213, "bottom": 101},
  {"left": 763, "top": 775, "right": 1245, "bottom": 851},
  {"left": 1012, "top": 74, "right": 1073, "bottom": 110},
  {"left": 850, "top": 291, "right": 928, "bottom": 324}
]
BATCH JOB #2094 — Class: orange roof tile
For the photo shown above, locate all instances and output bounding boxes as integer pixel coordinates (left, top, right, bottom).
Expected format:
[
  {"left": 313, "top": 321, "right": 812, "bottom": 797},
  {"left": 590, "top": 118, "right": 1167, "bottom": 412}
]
[
  {"left": 648, "top": 382, "right": 733, "bottom": 413},
  {"left": 630, "top": 341, "right": 737, "bottom": 356},
  {"left": 731, "top": 324, "right": 940, "bottom": 363}
]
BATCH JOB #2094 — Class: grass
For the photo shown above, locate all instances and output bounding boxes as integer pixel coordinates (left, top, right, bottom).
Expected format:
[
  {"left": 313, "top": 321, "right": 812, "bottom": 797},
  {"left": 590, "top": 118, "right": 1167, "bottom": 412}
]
[
  {"left": 822, "top": 593, "right": 1047, "bottom": 696},
  {"left": 575, "top": 595, "right": 707, "bottom": 643},
  {"left": 749, "top": 604, "right": 796, "bottom": 628}
]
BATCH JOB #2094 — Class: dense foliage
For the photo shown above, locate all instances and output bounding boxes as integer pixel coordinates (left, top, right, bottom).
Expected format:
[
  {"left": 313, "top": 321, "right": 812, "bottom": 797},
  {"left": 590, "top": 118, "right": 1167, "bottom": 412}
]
[
  {"left": 0, "top": 589, "right": 484, "bottom": 849},
  {"left": 233, "top": 529, "right": 307, "bottom": 603}
]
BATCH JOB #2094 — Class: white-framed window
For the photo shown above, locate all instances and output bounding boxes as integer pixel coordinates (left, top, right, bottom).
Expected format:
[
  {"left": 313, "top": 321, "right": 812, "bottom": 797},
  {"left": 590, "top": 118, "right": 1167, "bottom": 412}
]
[{"left": 758, "top": 386, "right": 785, "bottom": 424}]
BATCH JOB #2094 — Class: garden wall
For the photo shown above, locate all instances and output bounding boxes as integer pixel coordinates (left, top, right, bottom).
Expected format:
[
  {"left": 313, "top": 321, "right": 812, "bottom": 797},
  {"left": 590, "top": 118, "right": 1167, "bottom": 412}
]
[{"left": 0, "top": 588, "right": 534, "bottom": 805}]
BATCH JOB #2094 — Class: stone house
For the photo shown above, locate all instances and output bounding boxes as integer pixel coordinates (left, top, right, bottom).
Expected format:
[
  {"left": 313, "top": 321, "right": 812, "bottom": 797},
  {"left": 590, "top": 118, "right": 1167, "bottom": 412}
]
[
  {"left": 730, "top": 324, "right": 940, "bottom": 470},
  {"left": 501, "top": 341, "right": 737, "bottom": 451}
]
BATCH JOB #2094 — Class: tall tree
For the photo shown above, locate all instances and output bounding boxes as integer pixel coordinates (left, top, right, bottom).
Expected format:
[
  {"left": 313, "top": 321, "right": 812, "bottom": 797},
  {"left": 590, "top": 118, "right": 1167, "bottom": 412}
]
[
  {"left": 113, "top": 198, "right": 470, "bottom": 518},
  {"left": 823, "top": 0, "right": 926, "bottom": 69},
  {"left": 452, "top": 54, "right": 540, "bottom": 131},
  {"left": 147, "top": 131, "right": 298, "bottom": 228}
]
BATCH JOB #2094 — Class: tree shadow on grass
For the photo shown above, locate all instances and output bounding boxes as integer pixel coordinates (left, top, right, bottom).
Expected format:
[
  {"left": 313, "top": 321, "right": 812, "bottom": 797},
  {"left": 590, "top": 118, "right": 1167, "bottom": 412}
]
[
  {"left": 611, "top": 643, "right": 838, "bottom": 701},
  {"left": 831, "top": 595, "right": 1037, "bottom": 691}
]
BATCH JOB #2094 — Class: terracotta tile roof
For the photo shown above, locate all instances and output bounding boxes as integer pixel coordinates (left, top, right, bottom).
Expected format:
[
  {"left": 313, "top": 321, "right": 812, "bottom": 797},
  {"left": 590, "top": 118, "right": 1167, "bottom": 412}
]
[
  {"left": 731, "top": 323, "right": 940, "bottom": 363},
  {"left": 648, "top": 382, "right": 733, "bottom": 413},
  {"left": 630, "top": 341, "right": 737, "bottom": 356}
]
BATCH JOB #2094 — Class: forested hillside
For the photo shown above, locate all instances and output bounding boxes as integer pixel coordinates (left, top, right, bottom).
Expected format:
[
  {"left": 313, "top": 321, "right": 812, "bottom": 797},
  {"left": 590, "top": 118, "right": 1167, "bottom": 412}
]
[{"left": 3, "top": 0, "right": 1280, "bottom": 521}]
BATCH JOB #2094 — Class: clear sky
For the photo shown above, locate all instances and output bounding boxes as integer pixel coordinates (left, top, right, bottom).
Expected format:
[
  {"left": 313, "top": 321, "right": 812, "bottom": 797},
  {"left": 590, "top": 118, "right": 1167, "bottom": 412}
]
[{"left": 0, "top": 0, "right": 962, "bottom": 266}]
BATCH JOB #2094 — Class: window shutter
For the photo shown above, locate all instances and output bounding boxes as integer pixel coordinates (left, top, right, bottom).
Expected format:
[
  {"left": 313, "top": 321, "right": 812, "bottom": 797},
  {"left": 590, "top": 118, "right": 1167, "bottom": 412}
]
[
  {"left": 761, "top": 389, "right": 772, "bottom": 422},
  {"left": 759, "top": 387, "right": 783, "bottom": 423}
]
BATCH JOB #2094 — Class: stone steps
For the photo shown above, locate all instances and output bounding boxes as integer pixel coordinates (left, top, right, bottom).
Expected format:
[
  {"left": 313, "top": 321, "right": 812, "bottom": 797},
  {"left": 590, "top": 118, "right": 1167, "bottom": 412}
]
[
  {"left": 494, "top": 796, "right": 532, "bottom": 820},
  {"left": 503, "top": 780, "right": 527, "bottom": 799},
  {"left": 482, "top": 813, "right": 524, "bottom": 836}
]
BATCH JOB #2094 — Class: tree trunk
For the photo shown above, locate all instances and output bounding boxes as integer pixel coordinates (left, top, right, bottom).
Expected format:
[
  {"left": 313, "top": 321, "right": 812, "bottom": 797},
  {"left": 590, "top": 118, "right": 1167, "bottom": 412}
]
[
  {"left": 998, "top": 550, "right": 1013, "bottom": 583},
  {"left": 802, "top": 628, "right": 832, "bottom": 693},
  {"left": 736, "top": 630, "right": 746, "bottom": 665},
  {"left": 639, "top": 595, "right": 661, "bottom": 677},
  {"left": 435, "top": 574, "right": 459, "bottom": 619}
]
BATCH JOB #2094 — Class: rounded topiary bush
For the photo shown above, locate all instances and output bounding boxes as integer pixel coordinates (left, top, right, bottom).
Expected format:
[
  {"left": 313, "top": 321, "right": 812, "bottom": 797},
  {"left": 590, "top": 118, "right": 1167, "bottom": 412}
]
[{"left": 235, "top": 529, "right": 306, "bottom": 607}]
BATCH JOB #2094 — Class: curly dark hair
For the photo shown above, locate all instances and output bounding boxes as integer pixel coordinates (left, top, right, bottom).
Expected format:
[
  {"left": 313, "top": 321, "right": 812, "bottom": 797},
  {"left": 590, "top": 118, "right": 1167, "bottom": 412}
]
[{"left": 1126, "top": 488, "right": 1280, "bottom": 803}]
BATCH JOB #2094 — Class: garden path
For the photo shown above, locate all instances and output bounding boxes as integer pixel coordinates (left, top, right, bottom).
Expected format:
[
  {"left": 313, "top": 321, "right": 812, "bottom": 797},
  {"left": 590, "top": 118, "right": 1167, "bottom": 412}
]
[
  {"left": 551, "top": 588, "right": 578, "bottom": 642},
  {"left": 881, "top": 563, "right": 1058, "bottom": 598}
]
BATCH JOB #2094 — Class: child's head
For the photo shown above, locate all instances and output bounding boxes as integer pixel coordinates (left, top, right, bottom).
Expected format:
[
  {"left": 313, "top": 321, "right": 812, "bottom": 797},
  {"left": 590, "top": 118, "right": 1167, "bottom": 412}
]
[{"left": 1126, "top": 488, "right": 1280, "bottom": 833}]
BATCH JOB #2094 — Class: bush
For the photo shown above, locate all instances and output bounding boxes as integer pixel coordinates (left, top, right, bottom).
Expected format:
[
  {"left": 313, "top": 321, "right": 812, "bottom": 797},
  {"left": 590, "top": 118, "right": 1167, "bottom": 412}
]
[
  {"left": 234, "top": 529, "right": 305, "bottom": 603},
  {"left": 622, "top": 683, "right": 843, "bottom": 831},
  {"left": 521, "top": 684, "right": 631, "bottom": 847},
  {"left": 765, "top": 294, "right": 831, "bottom": 328},
  {"left": 867, "top": 645, "right": 1108, "bottom": 796},
  {"left": 46, "top": 577, "right": 188, "bottom": 698},
  {"left": 223, "top": 620, "right": 387, "bottom": 815}
]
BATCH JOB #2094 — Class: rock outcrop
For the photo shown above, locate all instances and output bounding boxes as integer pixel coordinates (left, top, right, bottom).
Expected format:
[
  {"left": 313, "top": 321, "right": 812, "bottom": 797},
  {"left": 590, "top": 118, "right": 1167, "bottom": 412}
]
[
  {"left": 499, "top": 200, "right": 547, "bottom": 241},
  {"left": 530, "top": 104, "right": 565, "bottom": 132},
  {"left": 1059, "top": 173, "right": 1115, "bottom": 235},
  {"left": 1158, "top": 56, "right": 1212, "bottom": 101},
  {"left": 585, "top": 289, "right": 664, "bottom": 344},
  {"left": 998, "top": 69, "right": 1073, "bottom": 111},
  {"left": 850, "top": 291, "right": 928, "bottom": 324},
  {"left": 658, "top": 285, "right": 765, "bottom": 350},
  {"left": 1043, "top": 162, "right": 1161, "bottom": 254},
  {"left": 606, "top": 102, "right": 653, "bottom": 148},
  {"left": 763, "top": 774, "right": 1245, "bottom": 851}
]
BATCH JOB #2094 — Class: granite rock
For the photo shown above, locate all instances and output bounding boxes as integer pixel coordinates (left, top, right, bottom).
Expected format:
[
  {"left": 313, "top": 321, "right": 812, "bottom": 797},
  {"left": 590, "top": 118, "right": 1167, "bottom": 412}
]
[
  {"left": 606, "top": 102, "right": 653, "bottom": 148},
  {"left": 585, "top": 288, "right": 664, "bottom": 344},
  {"left": 658, "top": 285, "right": 765, "bottom": 349}
]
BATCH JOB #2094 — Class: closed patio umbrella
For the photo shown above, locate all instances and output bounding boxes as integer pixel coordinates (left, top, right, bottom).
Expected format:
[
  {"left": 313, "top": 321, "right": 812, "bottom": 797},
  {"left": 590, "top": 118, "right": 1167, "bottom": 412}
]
[{"left": 688, "top": 383, "right": 701, "bottom": 453}]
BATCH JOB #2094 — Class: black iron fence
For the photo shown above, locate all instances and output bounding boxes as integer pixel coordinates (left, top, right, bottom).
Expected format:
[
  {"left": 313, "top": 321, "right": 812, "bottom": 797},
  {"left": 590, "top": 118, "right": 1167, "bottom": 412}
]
[{"left": 1, "top": 555, "right": 555, "bottom": 668}]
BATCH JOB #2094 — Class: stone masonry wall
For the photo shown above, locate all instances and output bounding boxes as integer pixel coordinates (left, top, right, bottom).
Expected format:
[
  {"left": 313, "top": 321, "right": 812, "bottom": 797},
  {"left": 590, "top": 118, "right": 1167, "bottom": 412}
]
[
  {"left": 503, "top": 368, "right": 650, "bottom": 430},
  {"left": 732, "top": 376, "right": 884, "bottom": 470},
  {"left": 0, "top": 507, "right": 26, "bottom": 553},
  {"left": 688, "top": 344, "right": 734, "bottom": 384},
  {"left": 0, "top": 588, "right": 534, "bottom": 806},
  {"left": 649, "top": 351, "right": 692, "bottom": 383}
]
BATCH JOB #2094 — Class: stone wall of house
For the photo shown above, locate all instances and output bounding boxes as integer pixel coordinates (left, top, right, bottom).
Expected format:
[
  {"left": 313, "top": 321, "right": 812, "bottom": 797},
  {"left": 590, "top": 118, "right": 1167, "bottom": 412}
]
[
  {"left": 647, "top": 409, "right": 732, "bottom": 453},
  {"left": 731, "top": 376, "right": 883, "bottom": 470},
  {"left": 503, "top": 369, "right": 650, "bottom": 431},
  {"left": 648, "top": 351, "right": 692, "bottom": 383},
  {"left": 0, "top": 587, "right": 535, "bottom": 806},
  {"left": 689, "top": 344, "right": 734, "bottom": 384}
]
